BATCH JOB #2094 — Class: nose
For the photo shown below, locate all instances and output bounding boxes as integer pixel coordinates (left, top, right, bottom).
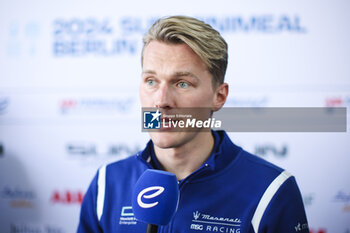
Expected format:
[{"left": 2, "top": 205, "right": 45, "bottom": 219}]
[{"left": 154, "top": 83, "right": 174, "bottom": 109}]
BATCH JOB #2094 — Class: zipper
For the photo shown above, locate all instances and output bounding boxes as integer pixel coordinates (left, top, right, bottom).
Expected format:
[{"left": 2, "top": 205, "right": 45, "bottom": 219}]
[
  {"left": 166, "top": 164, "right": 211, "bottom": 233},
  {"left": 136, "top": 153, "right": 154, "bottom": 169},
  {"left": 178, "top": 162, "right": 211, "bottom": 190},
  {"left": 137, "top": 152, "right": 212, "bottom": 233}
]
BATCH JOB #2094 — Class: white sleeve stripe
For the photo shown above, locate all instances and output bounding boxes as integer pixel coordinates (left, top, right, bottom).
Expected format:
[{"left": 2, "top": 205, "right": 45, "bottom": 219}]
[
  {"left": 251, "top": 170, "right": 292, "bottom": 233},
  {"left": 97, "top": 165, "right": 107, "bottom": 221}
]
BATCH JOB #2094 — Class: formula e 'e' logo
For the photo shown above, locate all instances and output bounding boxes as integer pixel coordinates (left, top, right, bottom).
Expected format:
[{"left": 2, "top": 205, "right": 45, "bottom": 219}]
[
  {"left": 143, "top": 110, "right": 161, "bottom": 129},
  {"left": 137, "top": 186, "right": 164, "bottom": 208}
]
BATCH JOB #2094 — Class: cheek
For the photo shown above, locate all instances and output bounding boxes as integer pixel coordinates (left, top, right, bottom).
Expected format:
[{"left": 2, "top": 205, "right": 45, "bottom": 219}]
[
  {"left": 140, "top": 85, "right": 157, "bottom": 107},
  {"left": 182, "top": 89, "right": 215, "bottom": 107},
  {"left": 139, "top": 86, "right": 149, "bottom": 106}
]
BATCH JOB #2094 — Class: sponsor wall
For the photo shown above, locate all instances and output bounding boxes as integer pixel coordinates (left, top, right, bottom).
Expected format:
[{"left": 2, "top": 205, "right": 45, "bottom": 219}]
[{"left": 0, "top": 0, "right": 349, "bottom": 232}]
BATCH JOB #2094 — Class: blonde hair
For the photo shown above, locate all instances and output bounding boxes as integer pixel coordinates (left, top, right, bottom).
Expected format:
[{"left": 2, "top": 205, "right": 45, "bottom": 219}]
[{"left": 142, "top": 15, "right": 228, "bottom": 87}]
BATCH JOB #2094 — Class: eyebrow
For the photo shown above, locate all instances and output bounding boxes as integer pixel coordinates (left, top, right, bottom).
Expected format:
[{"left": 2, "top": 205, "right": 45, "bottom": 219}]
[
  {"left": 142, "top": 70, "right": 156, "bottom": 75},
  {"left": 142, "top": 70, "right": 199, "bottom": 80},
  {"left": 174, "top": 71, "right": 199, "bottom": 80}
]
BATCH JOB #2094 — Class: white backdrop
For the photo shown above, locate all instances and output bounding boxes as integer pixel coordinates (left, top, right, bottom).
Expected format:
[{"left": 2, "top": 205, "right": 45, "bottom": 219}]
[{"left": 0, "top": 0, "right": 349, "bottom": 233}]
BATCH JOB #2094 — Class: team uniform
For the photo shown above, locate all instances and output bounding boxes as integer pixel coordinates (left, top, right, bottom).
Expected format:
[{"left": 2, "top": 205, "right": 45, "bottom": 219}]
[{"left": 77, "top": 130, "right": 309, "bottom": 233}]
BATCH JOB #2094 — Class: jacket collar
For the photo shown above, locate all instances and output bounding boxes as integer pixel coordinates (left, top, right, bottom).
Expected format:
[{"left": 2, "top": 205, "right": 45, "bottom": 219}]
[{"left": 138, "top": 130, "right": 242, "bottom": 175}]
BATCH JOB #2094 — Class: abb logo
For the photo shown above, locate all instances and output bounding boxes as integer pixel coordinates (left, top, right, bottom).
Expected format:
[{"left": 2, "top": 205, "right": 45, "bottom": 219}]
[
  {"left": 51, "top": 190, "right": 84, "bottom": 204},
  {"left": 60, "top": 99, "right": 77, "bottom": 109},
  {"left": 310, "top": 229, "right": 326, "bottom": 233},
  {"left": 325, "top": 98, "right": 343, "bottom": 107},
  {"left": 325, "top": 96, "right": 350, "bottom": 107}
]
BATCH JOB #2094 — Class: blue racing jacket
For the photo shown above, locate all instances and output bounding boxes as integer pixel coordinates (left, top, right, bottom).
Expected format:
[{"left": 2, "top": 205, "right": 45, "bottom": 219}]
[{"left": 77, "top": 130, "right": 309, "bottom": 233}]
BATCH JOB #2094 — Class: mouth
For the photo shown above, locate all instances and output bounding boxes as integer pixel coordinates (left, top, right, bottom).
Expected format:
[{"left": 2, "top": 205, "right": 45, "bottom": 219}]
[
  {"left": 159, "top": 117, "right": 187, "bottom": 131},
  {"left": 160, "top": 117, "right": 175, "bottom": 130}
]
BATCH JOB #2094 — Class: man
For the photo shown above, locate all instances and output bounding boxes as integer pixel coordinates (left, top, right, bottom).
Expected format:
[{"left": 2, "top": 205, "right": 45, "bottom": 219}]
[{"left": 77, "top": 16, "right": 309, "bottom": 233}]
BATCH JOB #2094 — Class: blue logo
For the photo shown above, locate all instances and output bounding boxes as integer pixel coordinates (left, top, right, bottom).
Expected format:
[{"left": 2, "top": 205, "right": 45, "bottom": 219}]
[
  {"left": 334, "top": 191, "right": 350, "bottom": 203},
  {"left": 143, "top": 110, "right": 161, "bottom": 129},
  {"left": 0, "top": 98, "right": 9, "bottom": 114}
]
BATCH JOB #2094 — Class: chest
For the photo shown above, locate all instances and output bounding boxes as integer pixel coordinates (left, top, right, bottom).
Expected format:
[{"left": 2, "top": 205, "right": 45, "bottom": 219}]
[{"left": 101, "top": 178, "right": 260, "bottom": 233}]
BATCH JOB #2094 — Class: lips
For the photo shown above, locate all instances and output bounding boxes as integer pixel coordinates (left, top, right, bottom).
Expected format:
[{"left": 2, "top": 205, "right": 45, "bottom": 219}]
[
  {"left": 160, "top": 117, "right": 185, "bottom": 131},
  {"left": 160, "top": 117, "right": 174, "bottom": 130}
]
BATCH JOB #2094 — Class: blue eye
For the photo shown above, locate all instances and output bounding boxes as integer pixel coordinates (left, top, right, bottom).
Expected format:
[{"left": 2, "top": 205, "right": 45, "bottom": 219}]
[
  {"left": 147, "top": 79, "right": 156, "bottom": 86},
  {"left": 178, "top": 81, "right": 189, "bottom": 89}
]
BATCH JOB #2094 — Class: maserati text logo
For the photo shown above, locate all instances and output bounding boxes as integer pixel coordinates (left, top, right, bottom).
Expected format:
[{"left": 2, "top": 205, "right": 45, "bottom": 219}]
[{"left": 190, "top": 211, "right": 241, "bottom": 232}]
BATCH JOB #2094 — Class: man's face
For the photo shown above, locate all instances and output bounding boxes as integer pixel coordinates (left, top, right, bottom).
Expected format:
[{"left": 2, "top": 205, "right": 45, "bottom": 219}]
[{"left": 140, "top": 40, "right": 223, "bottom": 149}]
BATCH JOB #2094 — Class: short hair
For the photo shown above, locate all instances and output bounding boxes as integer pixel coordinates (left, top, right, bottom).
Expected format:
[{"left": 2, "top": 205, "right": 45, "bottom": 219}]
[{"left": 142, "top": 16, "right": 228, "bottom": 87}]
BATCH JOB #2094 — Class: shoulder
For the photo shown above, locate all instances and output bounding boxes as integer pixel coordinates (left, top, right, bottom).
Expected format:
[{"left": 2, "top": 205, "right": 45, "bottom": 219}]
[
  {"left": 220, "top": 131, "right": 284, "bottom": 180},
  {"left": 215, "top": 131, "right": 287, "bottom": 188},
  {"left": 234, "top": 149, "right": 289, "bottom": 189},
  {"left": 106, "top": 154, "right": 141, "bottom": 171},
  {"left": 100, "top": 154, "right": 148, "bottom": 182},
  {"left": 219, "top": 131, "right": 283, "bottom": 176},
  {"left": 242, "top": 150, "right": 284, "bottom": 175}
]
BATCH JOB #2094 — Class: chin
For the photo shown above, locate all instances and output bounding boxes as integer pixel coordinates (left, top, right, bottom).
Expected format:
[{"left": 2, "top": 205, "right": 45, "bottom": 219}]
[{"left": 149, "top": 131, "right": 195, "bottom": 149}]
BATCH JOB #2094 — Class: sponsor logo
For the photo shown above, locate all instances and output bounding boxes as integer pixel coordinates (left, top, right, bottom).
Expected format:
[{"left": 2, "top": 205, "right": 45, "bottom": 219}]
[
  {"left": 225, "top": 96, "right": 269, "bottom": 107},
  {"left": 7, "top": 21, "right": 40, "bottom": 57},
  {"left": 121, "top": 206, "right": 134, "bottom": 216},
  {"left": 137, "top": 186, "right": 164, "bottom": 208},
  {"left": 325, "top": 96, "right": 350, "bottom": 107},
  {"left": 309, "top": 229, "right": 327, "bottom": 233},
  {"left": 60, "top": 97, "right": 135, "bottom": 115},
  {"left": 143, "top": 110, "right": 161, "bottom": 129},
  {"left": 10, "top": 223, "right": 65, "bottom": 233},
  {"left": 1, "top": 186, "right": 36, "bottom": 208},
  {"left": 302, "top": 193, "right": 315, "bottom": 207},
  {"left": 190, "top": 211, "right": 241, "bottom": 232},
  {"left": 334, "top": 191, "right": 350, "bottom": 202},
  {"left": 254, "top": 144, "right": 288, "bottom": 158},
  {"left": 0, "top": 97, "right": 10, "bottom": 114},
  {"left": 294, "top": 222, "right": 308, "bottom": 232},
  {"left": 119, "top": 206, "right": 137, "bottom": 225},
  {"left": 120, "top": 15, "right": 307, "bottom": 35},
  {"left": 53, "top": 18, "right": 138, "bottom": 56},
  {"left": 66, "top": 142, "right": 140, "bottom": 157},
  {"left": 199, "top": 15, "right": 307, "bottom": 34},
  {"left": 333, "top": 191, "right": 350, "bottom": 212},
  {"left": 50, "top": 190, "right": 84, "bottom": 204},
  {"left": 53, "top": 15, "right": 306, "bottom": 57}
]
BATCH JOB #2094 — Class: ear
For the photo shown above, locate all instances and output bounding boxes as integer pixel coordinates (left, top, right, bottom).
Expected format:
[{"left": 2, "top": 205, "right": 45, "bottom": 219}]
[{"left": 212, "top": 83, "right": 229, "bottom": 111}]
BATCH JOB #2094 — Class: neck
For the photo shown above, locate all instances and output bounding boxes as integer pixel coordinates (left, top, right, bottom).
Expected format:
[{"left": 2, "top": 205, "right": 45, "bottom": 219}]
[{"left": 153, "top": 132, "right": 214, "bottom": 180}]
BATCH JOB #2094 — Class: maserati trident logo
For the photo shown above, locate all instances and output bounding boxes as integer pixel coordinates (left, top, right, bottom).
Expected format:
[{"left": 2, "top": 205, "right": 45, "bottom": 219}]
[
  {"left": 137, "top": 186, "right": 164, "bottom": 208},
  {"left": 193, "top": 211, "right": 200, "bottom": 220}
]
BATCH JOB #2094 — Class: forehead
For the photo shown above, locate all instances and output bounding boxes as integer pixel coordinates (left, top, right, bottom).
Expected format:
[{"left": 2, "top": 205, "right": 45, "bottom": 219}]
[{"left": 142, "top": 41, "right": 207, "bottom": 71}]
